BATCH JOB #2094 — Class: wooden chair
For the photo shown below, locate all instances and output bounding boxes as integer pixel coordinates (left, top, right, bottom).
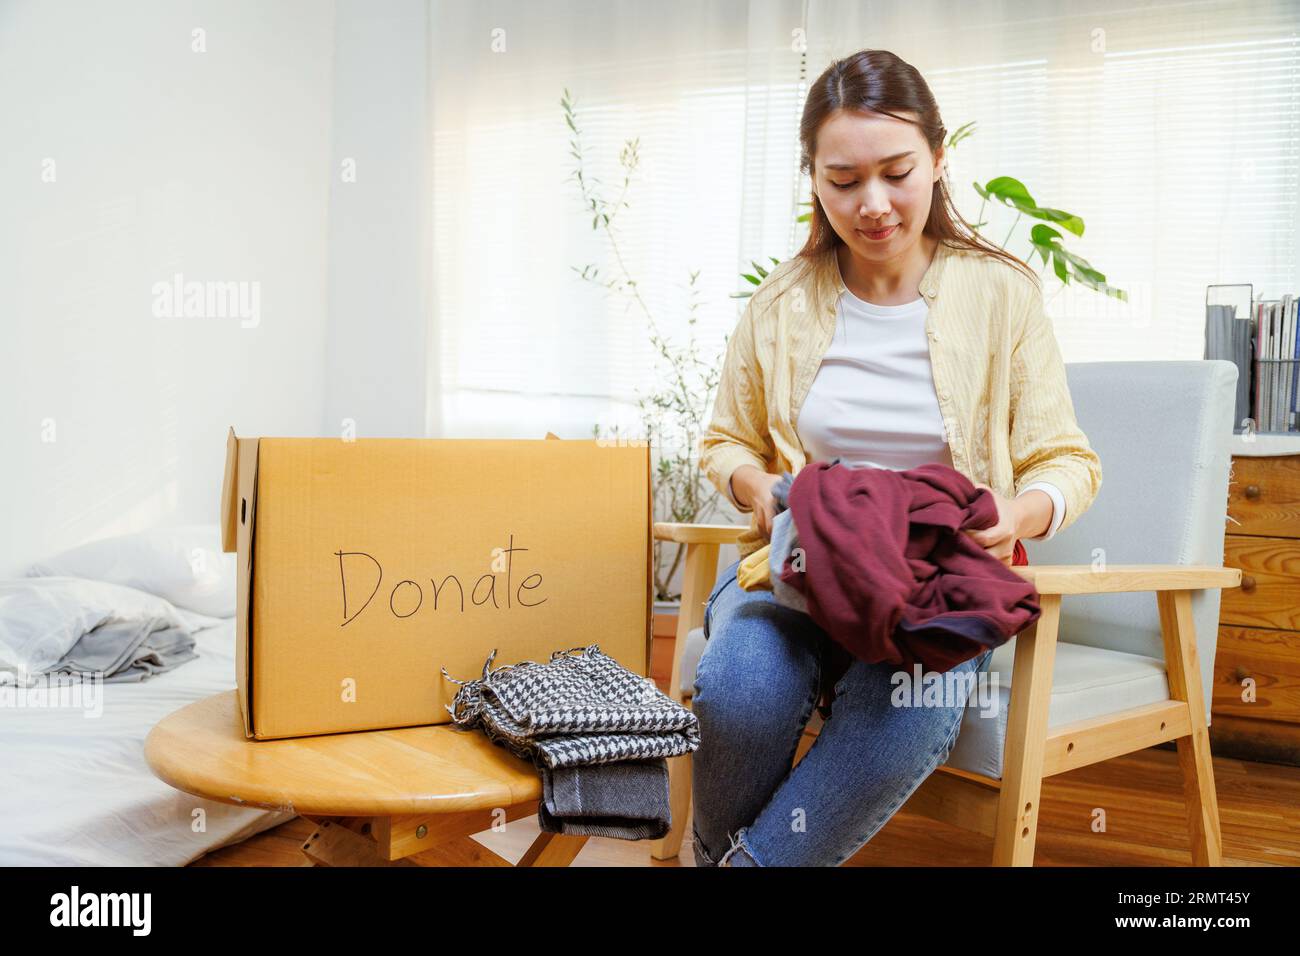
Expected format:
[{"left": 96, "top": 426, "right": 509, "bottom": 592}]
[{"left": 650, "top": 360, "right": 1243, "bottom": 866}]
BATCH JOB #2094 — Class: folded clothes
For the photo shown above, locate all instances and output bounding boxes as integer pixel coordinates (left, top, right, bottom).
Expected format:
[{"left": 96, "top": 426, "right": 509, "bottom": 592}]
[
  {"left": 441, "top": 644, "right": 699, "bottom": 840},
  {"left": 50, "top": 618, "right": 198, "bottom": 684},
  {"left": 540, "top": 759, "right": 670, "bottom": 840}
]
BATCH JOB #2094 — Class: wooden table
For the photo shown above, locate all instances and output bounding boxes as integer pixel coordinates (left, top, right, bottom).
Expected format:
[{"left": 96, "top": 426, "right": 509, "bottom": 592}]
[{"left": 144, "top": 690, "right": 588, "bottom": 866}]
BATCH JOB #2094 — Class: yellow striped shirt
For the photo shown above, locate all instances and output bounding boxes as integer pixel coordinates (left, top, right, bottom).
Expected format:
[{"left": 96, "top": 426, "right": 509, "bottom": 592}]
[{"left": 699, "top": 239, "right": 1103, "bottom": 560}]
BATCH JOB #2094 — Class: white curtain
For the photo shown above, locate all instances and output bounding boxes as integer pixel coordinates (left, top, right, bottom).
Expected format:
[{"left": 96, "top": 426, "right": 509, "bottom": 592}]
[
  {"left": 427, "top": 0, "right": 808, "bottom": 440},
  {"left": 428, "top": 0, "right": 1300, "bottom": 439}
]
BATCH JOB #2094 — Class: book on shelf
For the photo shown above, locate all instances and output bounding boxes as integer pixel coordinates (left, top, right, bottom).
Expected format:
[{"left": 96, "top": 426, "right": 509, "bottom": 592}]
[
  {"left": 1252, "top": 295, "right": 1299, "bottom": 432},
  {"left": 1205, "top": 287, "right": 1299, "bottom": 434}
]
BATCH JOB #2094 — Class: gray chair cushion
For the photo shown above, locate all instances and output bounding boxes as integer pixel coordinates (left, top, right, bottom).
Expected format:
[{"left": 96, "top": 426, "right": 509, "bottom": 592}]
[{"left": 945, "top": 640, "right": 1170, "bottom": 777}]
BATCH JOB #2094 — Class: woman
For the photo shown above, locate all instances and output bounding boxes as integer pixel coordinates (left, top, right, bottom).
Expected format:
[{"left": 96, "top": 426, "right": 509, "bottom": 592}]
[{"left": 692, "top": 49, "right": 1103, "bottom": 867}]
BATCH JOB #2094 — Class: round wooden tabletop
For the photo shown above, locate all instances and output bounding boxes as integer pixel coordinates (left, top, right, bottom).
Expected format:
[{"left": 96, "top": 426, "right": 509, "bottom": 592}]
[{"left": 144, "top": 690, "right": 542, "bottom": 817}]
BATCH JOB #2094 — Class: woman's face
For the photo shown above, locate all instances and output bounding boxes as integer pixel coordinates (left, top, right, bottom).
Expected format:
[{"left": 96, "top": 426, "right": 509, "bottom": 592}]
[{"left": 811, "top": 109, "right": 943, "bottom": 262}]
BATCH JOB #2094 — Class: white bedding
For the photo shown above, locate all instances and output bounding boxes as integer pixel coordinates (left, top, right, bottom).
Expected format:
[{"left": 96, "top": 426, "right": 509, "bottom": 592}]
[{"left": 0, "top": 616, "right": 295, "bottom": 866}]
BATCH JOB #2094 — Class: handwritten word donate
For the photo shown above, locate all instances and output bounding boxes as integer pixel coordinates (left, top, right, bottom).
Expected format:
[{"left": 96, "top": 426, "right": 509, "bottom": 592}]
[{"left": 336, "top": 535, "right": 547, "bottom": 627}]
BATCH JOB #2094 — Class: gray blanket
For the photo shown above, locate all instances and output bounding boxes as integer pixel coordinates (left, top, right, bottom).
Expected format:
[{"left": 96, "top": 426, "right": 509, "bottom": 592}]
[{"left": 47, "top": 617, "right": 198, "bottom": 683}]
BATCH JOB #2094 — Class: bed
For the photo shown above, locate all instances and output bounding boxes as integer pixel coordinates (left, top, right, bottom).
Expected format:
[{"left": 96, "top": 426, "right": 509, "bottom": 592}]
[{"left": 0, "top": 612, "right": 295, "bottom": 866}]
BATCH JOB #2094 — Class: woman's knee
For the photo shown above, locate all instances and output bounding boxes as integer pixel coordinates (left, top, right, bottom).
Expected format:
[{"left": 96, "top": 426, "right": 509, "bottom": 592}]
[{"left": 694, "top": 598, "right": 822, "bottom": 729}]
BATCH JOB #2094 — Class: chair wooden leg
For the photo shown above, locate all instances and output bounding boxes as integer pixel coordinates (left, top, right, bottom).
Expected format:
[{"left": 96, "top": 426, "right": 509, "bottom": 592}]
[
  {"left": 992, "top": 593, "right": 1060, "bottom": 866},
  {"left": 650, "top": 540, "right": 717, "bottom": 861},
  {"left": 653, "top": 747, "right": 695, "bottom": 862},
  {"left": 1157, "top": 589, "right": 1223, "bottom": 866}
]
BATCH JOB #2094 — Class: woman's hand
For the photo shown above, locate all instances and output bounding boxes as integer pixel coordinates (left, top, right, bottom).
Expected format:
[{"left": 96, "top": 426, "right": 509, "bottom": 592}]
[
  {"left": 962, "top": 481, "right": 1022, "bottom": 568},
  {"left": 730, "top": 466, "right": 784, "bottom": 539}
]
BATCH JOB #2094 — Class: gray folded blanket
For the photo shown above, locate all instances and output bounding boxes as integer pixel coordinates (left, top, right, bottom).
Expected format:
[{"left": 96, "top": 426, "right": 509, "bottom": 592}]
[
  {"left": 441, "top": 644, "right": 699, "bottom": 841},
  {"left": 49, "top": 617, "right": 198, "bottom": 684}
]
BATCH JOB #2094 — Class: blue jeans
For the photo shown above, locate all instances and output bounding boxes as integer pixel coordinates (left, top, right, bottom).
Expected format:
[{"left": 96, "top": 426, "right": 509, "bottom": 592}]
[{"left": 690, "top": 556, "right": 992, "bottom": 867}]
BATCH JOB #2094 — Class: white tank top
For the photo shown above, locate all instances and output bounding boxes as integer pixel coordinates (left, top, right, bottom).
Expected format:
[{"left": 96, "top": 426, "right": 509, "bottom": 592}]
[{"left": 795, "top": 288, "right": 953, "bottom": 471}]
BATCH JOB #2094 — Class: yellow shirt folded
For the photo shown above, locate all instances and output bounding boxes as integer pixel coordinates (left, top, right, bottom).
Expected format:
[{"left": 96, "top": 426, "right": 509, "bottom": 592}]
[{"left": 736, "top": 544, "right": 773, "bottom": 590}]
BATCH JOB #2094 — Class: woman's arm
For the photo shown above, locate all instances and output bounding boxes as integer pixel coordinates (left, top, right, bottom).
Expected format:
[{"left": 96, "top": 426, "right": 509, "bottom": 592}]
[
  {"left": 1017, "top": 480, "right": 1066, "bottom": 540},
  {"left": 699, "top": 297, "right": 776, "bottom": 514},
  {"left": 1007, "top": 279, "right": 1103, "bottom": 537}
]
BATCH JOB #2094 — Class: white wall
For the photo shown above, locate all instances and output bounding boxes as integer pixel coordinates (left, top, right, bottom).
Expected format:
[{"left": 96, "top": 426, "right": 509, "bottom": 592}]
[
  {"left": 0, "top": 1, "right": 337, "bottom": 575},
  {"left": 322, "top": 0, "right": 430, "bottom": 440}
]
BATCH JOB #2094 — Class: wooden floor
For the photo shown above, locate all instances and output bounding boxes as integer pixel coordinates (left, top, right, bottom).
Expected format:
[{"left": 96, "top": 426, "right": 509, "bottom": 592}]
[{"left": 190, "top": 734, "right": 1300, "bottom": 867}]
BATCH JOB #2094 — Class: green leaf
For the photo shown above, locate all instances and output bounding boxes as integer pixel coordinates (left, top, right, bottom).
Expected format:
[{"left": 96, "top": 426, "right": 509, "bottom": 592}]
[
  {"left": 1025, "top": 206, "right": 1084, "bottom": 237},
  {"left": 946, "top": 120, "right": 976, "bottom": 150},
  {"left": 974, "top": 178, "right": 1037, "bottom": 218},
  {"left": 975, "top": 177, "right": 1085, "bottom": 236},
  {"left": 1030, "top": 223, "right": 1063, "bottom": 242},
  {"left": 1027, "top": 226, "right": 1127, "bottom": 300},
  {"left": 1052, "top": 251, "right": 1068, "bottom": 283},
  {"left": 981, "top": 176, "right": 1035, "bottom": 206}
]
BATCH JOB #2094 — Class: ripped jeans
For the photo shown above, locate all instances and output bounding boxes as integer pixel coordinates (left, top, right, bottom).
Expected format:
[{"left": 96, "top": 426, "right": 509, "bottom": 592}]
[{"left": 690, "top": 556, "right": 992, "bottom": 867}]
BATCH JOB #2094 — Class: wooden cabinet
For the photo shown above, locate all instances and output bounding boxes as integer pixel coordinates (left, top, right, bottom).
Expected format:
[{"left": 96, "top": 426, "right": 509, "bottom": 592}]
[{"left": 1211, "top": 442, "right": 1300, "bottom": 765}]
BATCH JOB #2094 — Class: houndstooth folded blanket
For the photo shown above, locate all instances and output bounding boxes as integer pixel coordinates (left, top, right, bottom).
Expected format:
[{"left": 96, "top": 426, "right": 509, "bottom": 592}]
[{"left": 441, "top": 644, "right": 700, "bottom": 840}]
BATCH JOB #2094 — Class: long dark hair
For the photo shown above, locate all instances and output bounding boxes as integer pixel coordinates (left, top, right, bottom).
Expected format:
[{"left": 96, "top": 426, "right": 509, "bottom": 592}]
[{"left": 766, "top": 49, "right": 1037, "bottom": 305}]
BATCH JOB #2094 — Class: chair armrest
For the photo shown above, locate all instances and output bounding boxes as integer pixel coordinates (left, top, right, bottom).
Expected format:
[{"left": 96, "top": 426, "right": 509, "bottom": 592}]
[
  {"left": 1010, "top": 564, "right": 1242, "bottom": 595},
  {"left": 653, "top": 522, "right": 747, "bottom": 545}
]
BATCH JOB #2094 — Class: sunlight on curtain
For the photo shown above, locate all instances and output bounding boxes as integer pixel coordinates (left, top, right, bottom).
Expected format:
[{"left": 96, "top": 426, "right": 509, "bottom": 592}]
[{"left": 427, "top": 0, "right": 806, "bottom": 439}]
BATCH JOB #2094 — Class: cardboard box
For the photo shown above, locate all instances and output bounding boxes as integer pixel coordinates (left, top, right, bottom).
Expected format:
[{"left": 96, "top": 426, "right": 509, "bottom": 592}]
[{"left": 220, "top": 428, "right": 652, "bottom": 740}]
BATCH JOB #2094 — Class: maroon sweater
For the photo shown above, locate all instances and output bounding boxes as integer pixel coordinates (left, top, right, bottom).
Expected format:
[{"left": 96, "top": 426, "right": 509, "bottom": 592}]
[{"left": 780, "top": 460, "right": 1040, "bottom": 675}]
